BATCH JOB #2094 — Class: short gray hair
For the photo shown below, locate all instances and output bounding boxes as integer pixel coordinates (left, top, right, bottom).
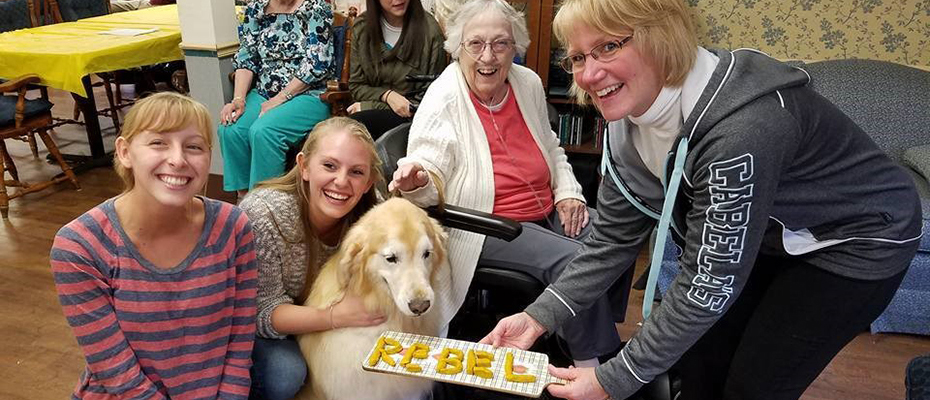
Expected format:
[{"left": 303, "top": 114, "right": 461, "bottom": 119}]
[{"left": 442, "top": 0, "right": 530, "bottom": 60}]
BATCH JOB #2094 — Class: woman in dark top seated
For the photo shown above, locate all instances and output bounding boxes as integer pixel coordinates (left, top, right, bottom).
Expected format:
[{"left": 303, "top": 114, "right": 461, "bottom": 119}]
[{"left": 346, "top": 0, "right": 448, "bottom": 139}]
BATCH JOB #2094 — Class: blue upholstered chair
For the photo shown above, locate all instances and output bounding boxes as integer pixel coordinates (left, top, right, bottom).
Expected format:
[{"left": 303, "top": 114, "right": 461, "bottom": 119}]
[
  {"left": 0, "top": 0, "right": 37, "bottom": 31},
  {"left": 802, "top": 60, "right": 930, "bottom": 336},
  {"left": 56, "top": 0, "right": 109, "bottom": 21}
]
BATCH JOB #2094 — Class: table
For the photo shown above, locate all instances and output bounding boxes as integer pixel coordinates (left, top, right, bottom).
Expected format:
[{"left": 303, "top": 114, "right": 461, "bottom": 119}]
[{"left": 0, "top": 5, "right": 183, "bottom": 166}]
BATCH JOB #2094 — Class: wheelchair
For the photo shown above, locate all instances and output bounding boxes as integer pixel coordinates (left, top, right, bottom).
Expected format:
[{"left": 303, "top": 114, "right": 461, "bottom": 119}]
[{"left": 374, "top": 122, "right": 678, "bottom": 400}]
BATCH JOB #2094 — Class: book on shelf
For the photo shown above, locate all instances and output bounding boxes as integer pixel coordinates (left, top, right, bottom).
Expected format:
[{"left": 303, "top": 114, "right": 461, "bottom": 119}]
[
  {"left": 557, "top": 113, "right": 582, "bottom": 146},
  {"left": 556, "top": 113, "right": 608, "bottom": 151}
]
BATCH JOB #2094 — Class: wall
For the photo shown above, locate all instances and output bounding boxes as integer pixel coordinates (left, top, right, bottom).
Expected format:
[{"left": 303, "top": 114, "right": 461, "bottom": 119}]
[{"left": 687, "top": 0, "right": 929, "bottom": 67}]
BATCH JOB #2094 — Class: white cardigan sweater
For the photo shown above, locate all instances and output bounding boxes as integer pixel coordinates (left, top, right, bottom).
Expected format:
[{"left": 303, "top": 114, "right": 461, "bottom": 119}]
[{"left": 398, "top": 62, "right": 585, "bottom": 329}]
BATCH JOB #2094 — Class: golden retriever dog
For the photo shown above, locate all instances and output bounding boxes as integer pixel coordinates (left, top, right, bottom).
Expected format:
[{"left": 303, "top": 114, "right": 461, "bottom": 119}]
[{"left": 296, "top": 198, "right": 448, "bottom": 400}]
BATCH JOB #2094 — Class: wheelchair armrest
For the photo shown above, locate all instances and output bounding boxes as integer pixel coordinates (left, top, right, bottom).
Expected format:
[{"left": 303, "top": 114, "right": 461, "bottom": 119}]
[
  {"left": 425, "top": 204, "right": 522, "bottom": 242},
  {"left": 405, "top": 74, "right": 440, "bottom": 83},
  {"left": 472, "top": 267, "right": 544, "bottom": 298}
]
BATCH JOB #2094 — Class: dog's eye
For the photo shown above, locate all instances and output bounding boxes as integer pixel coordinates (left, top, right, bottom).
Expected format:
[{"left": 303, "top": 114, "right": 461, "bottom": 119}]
[
  {"left": 385, "top": 255, "right": 397, "bottom": 263},
  {"left": 422, "top": 250, "right": 431, "bottom": 259}
]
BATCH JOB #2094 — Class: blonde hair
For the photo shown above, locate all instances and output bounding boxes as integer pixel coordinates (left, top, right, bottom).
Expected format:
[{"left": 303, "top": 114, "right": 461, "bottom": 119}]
[
  {"left": 255, "top": 117, "right": 385, "bottom": 300},
  {"left": 553, "top": 0, "right": 697, "bottom": 104},
  {"left": 114, "top": 92, "right": 213, "bottom": 191}
]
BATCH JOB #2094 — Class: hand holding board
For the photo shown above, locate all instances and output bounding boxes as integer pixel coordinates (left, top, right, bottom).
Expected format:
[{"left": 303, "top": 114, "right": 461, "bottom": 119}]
[{"left": 362, "top": 331, "right": 567, "bottom": 398}]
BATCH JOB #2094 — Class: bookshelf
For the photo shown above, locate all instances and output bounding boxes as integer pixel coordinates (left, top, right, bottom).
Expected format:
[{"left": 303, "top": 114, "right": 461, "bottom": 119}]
[
  {"left": 553, "top": 104, "right": 606, "bottom": 152},
  {"left": 513, "top": 0, "right": 604, "bottom": 156}
]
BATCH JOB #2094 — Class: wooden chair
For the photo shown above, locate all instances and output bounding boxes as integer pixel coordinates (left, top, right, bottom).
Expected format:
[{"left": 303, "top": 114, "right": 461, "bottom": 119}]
[
  {"left": 319, "top": 7, "right": 357, "bottom": 117},
  {"left": 0, "top": 75, "right": 80, "bottom": 219},
  {"left": 33, "top": 0, "right": 63, "bottom": 25},
  {"left": 0, "top": 0, "right": 61, "bottom": 159}
]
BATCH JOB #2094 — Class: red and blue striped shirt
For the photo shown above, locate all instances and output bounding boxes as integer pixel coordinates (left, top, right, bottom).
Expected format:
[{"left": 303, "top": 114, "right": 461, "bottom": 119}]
[{"left": 51, "top": 197, "right": 258, "bottom": 399}]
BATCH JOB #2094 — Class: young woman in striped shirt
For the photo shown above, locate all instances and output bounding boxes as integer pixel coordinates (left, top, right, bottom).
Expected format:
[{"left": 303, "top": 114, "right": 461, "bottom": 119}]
[{"left": 51, "top": 92, "right": 258, "bottom": 399}]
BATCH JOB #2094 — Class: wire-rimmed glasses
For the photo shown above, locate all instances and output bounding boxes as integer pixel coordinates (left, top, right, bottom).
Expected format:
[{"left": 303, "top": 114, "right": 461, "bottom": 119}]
[
  {"left": 559, "top": 36, "right": 632, "bottom": 74},
  {"left": 461, "top": 38, "right": 516, "bottom": 56}
]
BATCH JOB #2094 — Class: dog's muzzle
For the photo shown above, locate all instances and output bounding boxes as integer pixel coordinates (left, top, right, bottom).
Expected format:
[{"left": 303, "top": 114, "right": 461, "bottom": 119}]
[{"left": 408, "top": 299, "right": 431, "bottom": 315}]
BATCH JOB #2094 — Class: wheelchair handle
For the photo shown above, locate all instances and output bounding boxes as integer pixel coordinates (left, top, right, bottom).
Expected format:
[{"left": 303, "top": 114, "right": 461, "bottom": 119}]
[
  {"left": 426, "top": 204, "right": 522, "bottom": 242},
  {"left": 405, "top": 74, "right": 440, "bottom": 83}
]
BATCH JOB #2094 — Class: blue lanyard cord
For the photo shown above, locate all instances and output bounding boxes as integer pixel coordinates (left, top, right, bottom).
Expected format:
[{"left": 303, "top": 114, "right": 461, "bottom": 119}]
[
  {"left": 642, "top": 138, "right": 689, "bottom": 320},
  {"left": 601, "top": 133, "right": 662, "bottom": 220}
]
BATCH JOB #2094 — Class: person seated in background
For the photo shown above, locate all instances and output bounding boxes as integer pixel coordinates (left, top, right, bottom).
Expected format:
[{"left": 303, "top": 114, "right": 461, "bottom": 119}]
[
  {"left": 239, "top": 117, "right": 388, "bottom": 400},
  {"left": 50, "top": 92, "right": 258, "bottom": 399},
  {"left": 109, "top": 0, "right": 175, "bottom": 12},
  {"left": 388, "top": 0, "right": 628, "bottom": 368},
  {"left": 346, "top": 0, "right": 447, "bottom": 139},
  {"left": 219, "top": 0, "right": 334, "bottom": 196}
]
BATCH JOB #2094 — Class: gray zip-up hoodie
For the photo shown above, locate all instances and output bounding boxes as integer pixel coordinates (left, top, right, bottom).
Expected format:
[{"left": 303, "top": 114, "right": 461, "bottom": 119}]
[{"left": 525, "top": 49, "right": 923, "bottom": 399}]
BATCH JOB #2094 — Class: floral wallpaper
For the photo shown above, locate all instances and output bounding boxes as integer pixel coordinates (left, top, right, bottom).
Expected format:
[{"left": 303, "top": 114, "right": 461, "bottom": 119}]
[{"left": 688, "top": 0, "right": 930, "bottom": 67}]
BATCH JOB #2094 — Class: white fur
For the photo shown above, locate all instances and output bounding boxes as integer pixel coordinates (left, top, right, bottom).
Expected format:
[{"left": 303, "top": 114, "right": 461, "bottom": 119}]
[{"left": 296, "top": 198, "right": 449, "bottom": 400}]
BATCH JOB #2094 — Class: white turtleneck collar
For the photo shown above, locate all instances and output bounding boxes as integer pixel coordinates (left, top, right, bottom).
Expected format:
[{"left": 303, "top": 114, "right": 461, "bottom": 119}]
[{"left": 628, "top": 47, "right": 719, "bottom": 179}]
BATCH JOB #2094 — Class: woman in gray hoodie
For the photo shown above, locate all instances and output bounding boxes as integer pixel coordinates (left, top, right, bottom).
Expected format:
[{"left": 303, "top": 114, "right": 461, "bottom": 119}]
[{"left": 481, "top": 0, "right": 922, "bottom": 398}]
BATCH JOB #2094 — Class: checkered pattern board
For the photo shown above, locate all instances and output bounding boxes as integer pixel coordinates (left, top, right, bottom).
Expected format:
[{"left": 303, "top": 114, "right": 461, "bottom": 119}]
[{"left": 361, "top": 331, "right": 567, "bottom": 398}]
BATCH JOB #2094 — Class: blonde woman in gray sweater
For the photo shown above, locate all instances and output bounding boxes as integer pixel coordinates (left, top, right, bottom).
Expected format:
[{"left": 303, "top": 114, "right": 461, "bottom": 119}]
[{"left": 238, "top": 117, "right": 386, "bottom": 400}]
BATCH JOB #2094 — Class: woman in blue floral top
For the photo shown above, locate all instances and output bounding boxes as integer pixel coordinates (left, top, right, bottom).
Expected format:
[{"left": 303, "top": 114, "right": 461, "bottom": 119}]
[{"left": 218, "top": 0, "right": 334, "bottom": 194}]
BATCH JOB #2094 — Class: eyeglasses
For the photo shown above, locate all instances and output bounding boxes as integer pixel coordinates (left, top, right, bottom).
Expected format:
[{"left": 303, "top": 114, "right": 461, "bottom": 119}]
[
  {"left": 461, "top": 39, "right": 516, "bottom": 56},
  {"left": 559, "top": 36, "right": 632, "bottom": 73}
]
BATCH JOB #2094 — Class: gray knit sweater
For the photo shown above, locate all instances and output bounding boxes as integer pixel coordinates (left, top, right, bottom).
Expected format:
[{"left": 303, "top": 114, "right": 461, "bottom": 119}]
[{"left": 239, "top": 188, "right": 336, "bottom": 339}]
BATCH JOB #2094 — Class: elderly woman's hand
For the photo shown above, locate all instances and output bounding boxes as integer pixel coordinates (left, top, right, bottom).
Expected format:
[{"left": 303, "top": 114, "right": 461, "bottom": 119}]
[
  {"left": 546, "top": 365, "right": 610, "bottom": 400},
  {"left": 220, "top": 99, "right": 245, "bottom": 126},
  {"left": 556, "top": 198, "right": 589, "bottom": 238},
  {"left": 346, "top": 102, "right": 362, "bottom": 114},
  {"left": 258, "top": 96, "right": 286, "bottom": 118},
  {"left": 388, "top": 162, "right": 430, "bottom": 193}
]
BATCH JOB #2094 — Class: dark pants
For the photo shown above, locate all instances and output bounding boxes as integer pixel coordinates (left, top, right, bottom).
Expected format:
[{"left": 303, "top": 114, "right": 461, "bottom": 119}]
[
  {"left": 349, "top": 109, "right": 410, "bottom": 140},
  {"left": 480, "top": 208, "right": 628, "bottom": 360},
  {"left": 677, "top": 253, "right": 908, "bottom": 400}
]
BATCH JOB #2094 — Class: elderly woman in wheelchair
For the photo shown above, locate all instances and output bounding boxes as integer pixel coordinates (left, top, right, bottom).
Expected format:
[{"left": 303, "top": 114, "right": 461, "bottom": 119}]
[{"left": 388, "top": 0, "right": 628, "bottom": 368}]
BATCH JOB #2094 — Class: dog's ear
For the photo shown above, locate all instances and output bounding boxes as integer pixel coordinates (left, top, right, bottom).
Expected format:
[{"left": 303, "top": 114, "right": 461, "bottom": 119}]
[
  {"left": 424, "top": 216, "right": 448, "bottom": 273},
  {"left": 336, "top": 227, "right": 367, "bottom": 289}
]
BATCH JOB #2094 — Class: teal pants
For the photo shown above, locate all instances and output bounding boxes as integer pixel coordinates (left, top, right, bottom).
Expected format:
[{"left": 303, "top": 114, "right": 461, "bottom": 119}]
[{"left": 218, "top": 89, "right": 328, "bottom": 191}]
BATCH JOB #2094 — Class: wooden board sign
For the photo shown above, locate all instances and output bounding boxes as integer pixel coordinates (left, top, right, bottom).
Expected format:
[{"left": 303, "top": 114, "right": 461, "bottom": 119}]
[{"left": 362, "top": 331, "right": 567, "bottom": 398}]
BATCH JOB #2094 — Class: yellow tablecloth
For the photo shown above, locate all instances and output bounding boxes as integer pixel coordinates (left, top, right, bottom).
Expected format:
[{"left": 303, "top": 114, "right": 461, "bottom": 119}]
[{"left": 0, "top": 5, "right": 183, "bottom": 97}]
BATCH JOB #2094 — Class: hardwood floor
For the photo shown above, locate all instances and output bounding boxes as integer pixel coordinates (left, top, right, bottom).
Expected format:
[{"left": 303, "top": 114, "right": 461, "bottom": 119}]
[{"left": 1, "top": 88, "right": 928, "bottom": 399}]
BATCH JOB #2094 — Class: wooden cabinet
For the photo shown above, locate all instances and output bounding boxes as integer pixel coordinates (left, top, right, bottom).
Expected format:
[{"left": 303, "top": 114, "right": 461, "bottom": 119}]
[
  {"left": 514, "top": 0, "right": 604, "bottom": 155},
  {"left": 506, "top": 0, "right": 541, "bottom": 71},
  {"left": 518, "top": 0, "right": 558, "bottom": 93},
  {"left": 531, "top": 0, "right": 555, "bottom": 92}
]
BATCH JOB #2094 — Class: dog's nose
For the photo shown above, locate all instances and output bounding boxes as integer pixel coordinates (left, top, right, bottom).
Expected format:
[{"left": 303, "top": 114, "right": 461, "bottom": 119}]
[{"left": 408, "top": 299, "right": 431, "bottom": 315}]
